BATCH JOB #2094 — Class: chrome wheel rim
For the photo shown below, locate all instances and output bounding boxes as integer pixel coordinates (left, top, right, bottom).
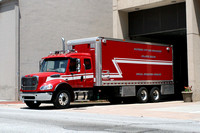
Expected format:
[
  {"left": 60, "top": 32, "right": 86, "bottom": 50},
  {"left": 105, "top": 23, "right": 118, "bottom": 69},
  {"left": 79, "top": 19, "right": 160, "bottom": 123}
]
[
  {"left": 153, "top": 90, "right": 159, "bottom": 100},
  {"left": 141, "top": 90, "right": 147, "bottom": 101},
  {"left": 58, "top": 92, "right": 69, "bottom": 106}
]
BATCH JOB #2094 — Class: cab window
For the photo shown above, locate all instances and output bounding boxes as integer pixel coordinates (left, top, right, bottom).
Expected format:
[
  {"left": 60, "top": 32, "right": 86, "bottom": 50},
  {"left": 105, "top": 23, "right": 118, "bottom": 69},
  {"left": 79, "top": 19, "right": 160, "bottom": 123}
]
[
  {"left": 69, "top": 59, "right": 77, "bottom": 72},
  {"left": 40, "top": 58, "right": 68, "bottom": 73},
  {"left": 84, "top": 59, "right": 91, "bottom": 70},
  {"left": 69, "top": 58, "right": 81, "bottom": 72}
]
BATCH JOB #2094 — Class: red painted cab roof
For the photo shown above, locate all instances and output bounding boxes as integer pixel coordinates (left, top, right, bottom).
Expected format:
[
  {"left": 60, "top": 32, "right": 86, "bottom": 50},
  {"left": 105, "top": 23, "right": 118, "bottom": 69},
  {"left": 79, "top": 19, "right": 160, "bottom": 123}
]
[{"left": 42, "top": 53, "right": 91, "bottom": 59}]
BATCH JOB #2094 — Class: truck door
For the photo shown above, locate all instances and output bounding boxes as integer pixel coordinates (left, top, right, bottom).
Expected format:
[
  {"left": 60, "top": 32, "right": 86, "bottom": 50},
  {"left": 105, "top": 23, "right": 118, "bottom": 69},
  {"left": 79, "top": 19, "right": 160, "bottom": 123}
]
[
  {"left": 83, "top": 58, "right": 94, "bottom": 88},
  {"left": 68, "top": 58, "right": 84, "bottom": 88}
]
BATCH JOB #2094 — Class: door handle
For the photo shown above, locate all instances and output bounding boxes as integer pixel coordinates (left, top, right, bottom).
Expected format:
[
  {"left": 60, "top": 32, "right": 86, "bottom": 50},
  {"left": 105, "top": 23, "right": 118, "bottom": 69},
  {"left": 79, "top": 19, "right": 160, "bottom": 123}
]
[{"left": 81, "top": 76, "right": 83, "bottom": 82}]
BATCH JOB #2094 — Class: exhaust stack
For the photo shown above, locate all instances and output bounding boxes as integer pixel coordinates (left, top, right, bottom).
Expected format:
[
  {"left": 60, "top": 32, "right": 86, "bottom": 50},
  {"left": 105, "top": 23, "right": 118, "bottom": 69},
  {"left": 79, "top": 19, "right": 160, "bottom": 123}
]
[{"left": 61, "top": 37, "right": 65, "bottom": 53}]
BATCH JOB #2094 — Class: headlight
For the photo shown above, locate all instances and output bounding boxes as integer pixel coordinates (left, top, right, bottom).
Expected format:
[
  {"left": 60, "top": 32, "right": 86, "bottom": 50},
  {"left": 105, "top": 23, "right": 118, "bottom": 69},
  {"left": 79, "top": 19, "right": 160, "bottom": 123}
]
[{"left": 40, "top": 84, "right": 53, "bottom": 90}]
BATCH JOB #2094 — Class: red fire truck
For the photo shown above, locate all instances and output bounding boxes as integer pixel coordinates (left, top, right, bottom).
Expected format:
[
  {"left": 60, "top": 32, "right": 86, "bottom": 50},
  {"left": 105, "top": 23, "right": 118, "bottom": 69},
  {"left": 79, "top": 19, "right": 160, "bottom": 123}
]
[{"left": 20, "top": 37, "right": 174, "bottom": 108}]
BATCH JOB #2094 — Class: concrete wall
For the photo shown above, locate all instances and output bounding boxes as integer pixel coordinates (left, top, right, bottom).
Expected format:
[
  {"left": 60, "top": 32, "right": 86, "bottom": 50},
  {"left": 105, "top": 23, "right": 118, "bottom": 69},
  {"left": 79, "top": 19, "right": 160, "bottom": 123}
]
[
  {"left": 0, "top": 0, "right": 112, "bottom": 101},
  {"left": 186, "top": 0, "right": 200, "bottom": 101},
  {"left": 0, "top": 0, "right": 19, "bottom": 100},
  {"left": 113, "top": 0, "right": 200, "bottom": 101},
  {"left": 116, "top": 0, "right": 185, "bottom": 11},
  {"left": 19, "top": 0, "right": 113, "bottom": 77}
]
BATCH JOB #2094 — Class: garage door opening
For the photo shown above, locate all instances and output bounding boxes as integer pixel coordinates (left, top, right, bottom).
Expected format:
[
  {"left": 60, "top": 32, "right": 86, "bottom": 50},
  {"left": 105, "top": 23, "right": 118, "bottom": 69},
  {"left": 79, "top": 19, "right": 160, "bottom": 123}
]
[{"left": 129, "top": 2, "right": 187, "bottom": 99}]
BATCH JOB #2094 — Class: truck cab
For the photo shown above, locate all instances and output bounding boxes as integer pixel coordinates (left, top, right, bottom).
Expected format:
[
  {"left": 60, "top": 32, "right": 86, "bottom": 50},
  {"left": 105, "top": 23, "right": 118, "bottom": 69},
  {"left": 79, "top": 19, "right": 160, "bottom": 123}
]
[{"left": 20, "top": 52, "right": 94, "bottom": 108}]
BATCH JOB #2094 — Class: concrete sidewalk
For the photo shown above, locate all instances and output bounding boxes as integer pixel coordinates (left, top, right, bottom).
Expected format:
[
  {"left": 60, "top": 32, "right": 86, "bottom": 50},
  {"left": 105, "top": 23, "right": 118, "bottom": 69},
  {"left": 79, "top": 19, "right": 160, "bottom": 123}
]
[
  {"left": 65, "top": 101, "right": 200, "bottom": 121},
  {"left": 1, "top": 100, "right": 200, "bottom": 121}
]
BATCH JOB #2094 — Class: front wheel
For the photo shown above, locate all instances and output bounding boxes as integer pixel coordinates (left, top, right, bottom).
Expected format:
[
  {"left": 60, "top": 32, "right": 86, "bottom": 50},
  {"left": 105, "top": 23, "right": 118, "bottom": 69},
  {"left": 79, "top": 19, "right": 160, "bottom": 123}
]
[
  {"left": 25, "top": 101, "right": 41, "bottom": 109},
  {"left": 53, "top": 90, "right": 71, "bottom": 109}
]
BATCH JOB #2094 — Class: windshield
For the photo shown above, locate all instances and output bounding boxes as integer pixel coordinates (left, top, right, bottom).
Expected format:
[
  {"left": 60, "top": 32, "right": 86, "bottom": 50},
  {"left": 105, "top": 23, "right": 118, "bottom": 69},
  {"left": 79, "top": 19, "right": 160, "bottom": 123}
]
[{"left": 40, "top": 58, "right": 68, "bottom": 73}]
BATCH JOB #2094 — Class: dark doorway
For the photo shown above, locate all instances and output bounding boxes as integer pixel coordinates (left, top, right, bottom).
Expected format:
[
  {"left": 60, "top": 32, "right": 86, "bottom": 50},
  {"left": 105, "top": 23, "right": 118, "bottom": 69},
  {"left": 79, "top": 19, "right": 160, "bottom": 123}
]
[{"left": 129, "top": 2, "right": 188, "bottom": 99}]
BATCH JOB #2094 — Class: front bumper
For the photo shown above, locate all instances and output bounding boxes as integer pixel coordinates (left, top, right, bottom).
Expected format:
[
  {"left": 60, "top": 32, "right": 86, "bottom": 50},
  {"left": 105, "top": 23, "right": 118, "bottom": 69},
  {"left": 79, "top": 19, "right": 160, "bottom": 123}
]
[{"left": 20, "top": 92, "right": 53, "bottom": 102}]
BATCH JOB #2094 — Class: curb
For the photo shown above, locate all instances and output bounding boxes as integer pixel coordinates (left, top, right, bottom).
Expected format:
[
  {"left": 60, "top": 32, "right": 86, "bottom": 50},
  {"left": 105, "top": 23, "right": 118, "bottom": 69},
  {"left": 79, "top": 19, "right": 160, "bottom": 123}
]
[{"left": 0, "top": 101, "right": 23, "bottom": 104}]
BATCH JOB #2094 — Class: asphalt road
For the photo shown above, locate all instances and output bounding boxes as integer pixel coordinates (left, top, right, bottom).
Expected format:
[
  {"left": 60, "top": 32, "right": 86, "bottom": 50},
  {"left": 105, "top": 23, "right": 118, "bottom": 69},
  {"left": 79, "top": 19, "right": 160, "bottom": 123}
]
[{"left": 1, "top": 102, "right": 200, "bottom": 133}]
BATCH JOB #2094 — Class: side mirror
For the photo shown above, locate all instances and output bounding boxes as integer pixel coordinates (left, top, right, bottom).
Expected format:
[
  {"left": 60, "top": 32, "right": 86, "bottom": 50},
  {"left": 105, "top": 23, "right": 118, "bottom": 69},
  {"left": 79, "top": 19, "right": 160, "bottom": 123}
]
[
  {"left": 76, "top": 59, "right": 81, "bottom": 72},
  {"left": 39, "top": 59, "right": 43, "bottom": 71}
]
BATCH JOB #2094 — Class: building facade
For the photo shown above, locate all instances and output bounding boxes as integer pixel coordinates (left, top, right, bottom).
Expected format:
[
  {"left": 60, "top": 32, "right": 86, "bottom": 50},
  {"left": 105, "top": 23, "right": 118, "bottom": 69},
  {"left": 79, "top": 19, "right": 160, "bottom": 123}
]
[
  {"left": 113, "top": 0, "right": 200, "bottom": 101},
  {"left": 0, "top": 0, "right": 113, "bottom": 100},
  {"left": 1, "top": 0, "right": 200, "bottom": 102}
]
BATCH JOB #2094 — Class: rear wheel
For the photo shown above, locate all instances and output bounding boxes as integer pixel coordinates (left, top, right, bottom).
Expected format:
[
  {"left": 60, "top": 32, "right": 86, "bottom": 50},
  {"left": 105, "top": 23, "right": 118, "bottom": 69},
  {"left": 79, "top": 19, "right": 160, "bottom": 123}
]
[
  {"left": 53, "top": 90, "right": 71, "bottom": 109},
  {"left": 150, "top": 87, "right": 160, "bottom": 102},
  {"left": 137, "top": 87, "right": 149, "bottom": 103},
  {"left": 25, "top": 101, "right": 41, "bottom": 109}
]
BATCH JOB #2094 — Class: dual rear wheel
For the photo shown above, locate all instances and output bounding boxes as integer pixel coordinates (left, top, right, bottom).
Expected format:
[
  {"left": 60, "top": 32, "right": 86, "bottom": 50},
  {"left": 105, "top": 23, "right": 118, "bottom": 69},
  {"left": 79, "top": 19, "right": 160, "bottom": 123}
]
[
  {"left": 137, "top": 87, "right": 160, "bottom": 103},
  {"left": 109, "top": 86, "right": 161, "bottom": 104}
]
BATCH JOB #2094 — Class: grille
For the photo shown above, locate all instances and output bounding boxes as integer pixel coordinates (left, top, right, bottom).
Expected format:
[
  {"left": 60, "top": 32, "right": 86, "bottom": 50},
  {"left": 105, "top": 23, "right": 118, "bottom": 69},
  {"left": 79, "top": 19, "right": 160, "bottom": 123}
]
[{"left": 21, "top": 76, "right": 38, "bottom": 90}]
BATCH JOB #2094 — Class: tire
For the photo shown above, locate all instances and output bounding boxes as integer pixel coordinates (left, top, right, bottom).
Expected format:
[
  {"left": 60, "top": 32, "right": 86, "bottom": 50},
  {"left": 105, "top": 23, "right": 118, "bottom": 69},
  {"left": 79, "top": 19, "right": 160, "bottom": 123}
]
[
  {"left": 137, "top": 87, "right": 149, "bottom": 103},
  {"left": 25, "top": 101, "right": 41, "bottom": 109},
  {"left": 150, "top": 87, "right": 160, "bottom": 102},
  {"left": 53, "top": 90, "right": 71, "bottom": 109}
]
